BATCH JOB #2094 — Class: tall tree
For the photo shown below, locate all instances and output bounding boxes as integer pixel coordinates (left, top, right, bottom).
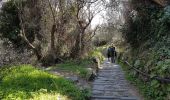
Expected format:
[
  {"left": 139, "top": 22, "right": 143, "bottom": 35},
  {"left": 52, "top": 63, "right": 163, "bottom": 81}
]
[
  {"left": 70, "top": 0, "right": 102, "bottom": 58},
  {"left": 14, "top": 0, "right": 43, "bottom": 60}
]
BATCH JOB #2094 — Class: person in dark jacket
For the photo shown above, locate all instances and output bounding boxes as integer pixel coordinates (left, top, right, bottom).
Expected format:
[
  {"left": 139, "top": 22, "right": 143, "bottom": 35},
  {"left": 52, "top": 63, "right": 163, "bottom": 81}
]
[
  {"left": 107, "top": 46, "right": 117, "bottom": 63},
  {"left": 107, "top": 46, "right": 111, "bottom": 61}
]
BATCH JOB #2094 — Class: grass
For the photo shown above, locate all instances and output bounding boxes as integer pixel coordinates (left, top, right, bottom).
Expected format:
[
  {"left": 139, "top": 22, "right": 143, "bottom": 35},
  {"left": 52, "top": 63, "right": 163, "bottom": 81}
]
[
  {"left": 0, "top": 65, "right": 89, "bottom": 100},
  {"left": 47, "top": 59, "right": 92, "bottom": 78}
]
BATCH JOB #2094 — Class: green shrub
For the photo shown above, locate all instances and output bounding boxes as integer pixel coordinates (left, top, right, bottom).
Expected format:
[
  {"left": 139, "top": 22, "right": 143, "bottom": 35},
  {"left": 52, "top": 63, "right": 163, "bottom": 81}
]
[
  {"left": 121, "top": 59, "right": 170, "bottom": 100},
  {"left": 89, "top": 48, "right": 105, "bottom": 62}
]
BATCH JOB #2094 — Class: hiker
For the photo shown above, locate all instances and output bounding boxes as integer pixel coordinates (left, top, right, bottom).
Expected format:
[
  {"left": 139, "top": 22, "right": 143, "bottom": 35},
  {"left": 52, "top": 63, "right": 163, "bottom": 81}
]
[
  {"left": 107, "top": 46, "right": 111, "bottom": 61},
  {"left": 107, "top": 46, "right": 117, "bottom": 63}
]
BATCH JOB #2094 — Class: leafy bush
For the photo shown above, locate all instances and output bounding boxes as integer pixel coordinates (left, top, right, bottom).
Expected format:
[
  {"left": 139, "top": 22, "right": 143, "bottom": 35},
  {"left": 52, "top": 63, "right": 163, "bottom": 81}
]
[
  {"left": 0, "top": 65, "right": 88, "bottom": 100},
  {"left": 89, "top": 47, "right": 105, "bottom": 62},
  {"left": 120, "top": 62, "right": 170, "bottom": 100},
  {"left": 120, "top": 41, "right": 170, "bottom": 100},
  {"left": 0, "top": 0, "right": 21, "bottom": 45}
]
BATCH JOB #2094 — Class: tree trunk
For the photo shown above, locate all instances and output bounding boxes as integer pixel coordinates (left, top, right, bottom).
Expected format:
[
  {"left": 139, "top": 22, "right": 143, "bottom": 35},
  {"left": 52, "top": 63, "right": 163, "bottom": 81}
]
[
  {"left": 70, "top": 33, "right": 81, "bottom": 58},
  {"left": 51, "top": 24, "right": 56, "bottom": 51},
  {"left": 33, "top": 48, "right": 42, "bottom": 61}
]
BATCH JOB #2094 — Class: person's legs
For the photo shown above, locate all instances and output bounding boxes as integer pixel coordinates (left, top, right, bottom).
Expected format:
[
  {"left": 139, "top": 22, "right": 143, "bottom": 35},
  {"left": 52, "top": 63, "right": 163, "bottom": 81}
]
[
  {"left": 107, "top": 54, "right": 110, "bottom": 61},
  {"left": 111, "top": 56, "right": 114, "bottom": 63},
  {"left": 111, "top": 56, "right": 116, "bottom": 63},
  {"left": 113, "top": 58, "right": 115, "bottom": 63},
  {"left": 114, "top": 57, "right": 116, "bottom": 63}
]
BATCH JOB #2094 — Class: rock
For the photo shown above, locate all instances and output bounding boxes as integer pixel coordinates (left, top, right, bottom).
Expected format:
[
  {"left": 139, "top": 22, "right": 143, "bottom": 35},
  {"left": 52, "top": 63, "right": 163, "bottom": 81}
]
[
  {"left": 134, "top": 60, "right": 140, "bottom": 67},
  {"left": 87, "top": 68, "right": 97, "bottom": 81},
  {"left": 92, "top": 57, "right": 98, "bottom": 63},
  {"left": 66, "top": 76, "right": 78, "bottom": 83}
]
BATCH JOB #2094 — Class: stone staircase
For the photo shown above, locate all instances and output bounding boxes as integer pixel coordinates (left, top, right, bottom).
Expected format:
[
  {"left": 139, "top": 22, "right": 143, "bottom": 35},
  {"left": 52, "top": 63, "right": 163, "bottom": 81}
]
[{"left": 91, "top": 60, "right": 139, "bottom": 100}]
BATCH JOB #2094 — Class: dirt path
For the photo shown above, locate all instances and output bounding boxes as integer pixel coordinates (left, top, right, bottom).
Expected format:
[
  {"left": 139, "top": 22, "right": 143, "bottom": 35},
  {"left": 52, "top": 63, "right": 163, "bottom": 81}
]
[{"left": 91, "top": 60, "right": 144, "bottom": 100}]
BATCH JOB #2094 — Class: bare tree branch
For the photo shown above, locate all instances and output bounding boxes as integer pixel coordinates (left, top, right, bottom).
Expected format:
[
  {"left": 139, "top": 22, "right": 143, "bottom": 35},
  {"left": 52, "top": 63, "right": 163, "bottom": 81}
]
[
  {"left": 47, "top": 0, "right": 56, "bottom": 22},
  {"left": 86, "top": 25, "right": 99, "bottom": 43}
]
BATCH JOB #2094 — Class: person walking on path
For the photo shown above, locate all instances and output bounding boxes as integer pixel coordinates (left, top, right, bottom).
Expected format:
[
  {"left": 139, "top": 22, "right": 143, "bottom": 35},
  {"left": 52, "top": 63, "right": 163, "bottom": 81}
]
[
  {"left": 107, "top": 46, "right": 117, "bottom": 63},
  {"left": 107, "top": 46, "right": 111, "bottom": 61}
]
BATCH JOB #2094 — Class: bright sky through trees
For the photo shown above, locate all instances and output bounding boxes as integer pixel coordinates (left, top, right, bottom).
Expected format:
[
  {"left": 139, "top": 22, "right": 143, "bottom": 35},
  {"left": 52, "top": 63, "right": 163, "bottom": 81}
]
[{"left": 90, "top": 0, "right": 109, "bottom": 29}]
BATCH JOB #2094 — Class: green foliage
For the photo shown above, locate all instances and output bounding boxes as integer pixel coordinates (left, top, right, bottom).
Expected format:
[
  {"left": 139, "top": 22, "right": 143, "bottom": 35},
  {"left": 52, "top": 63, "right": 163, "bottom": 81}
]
[
  {"left": 89, "top": 47, "right": 105, "bottom": 62},
  {"left": 120, "top": 42, "right": 170, "bottom": 100},
  {"left": 123, "top": 2, "right": 170, "bottom": 48},
  {"left": 0, "top": 65, "right": 88, "bottom": 100},
  {"left": 152, "top": 6, "right": 170, "bottom": 40},
  {"left": 160, "top": 6, "right": 170, "bottom": 26},
  {"left": 148, "top": 39, "right": 170, "bottom": 78},
  {"left": 0, "top": 0, "right": 21, "bottom": 45},
  {"left": 123, "top": 47, "right": 170, "bottom": 100},
  {"left": 120, "top": 62, "right": 170, "bottom": 100},
  {"left": 121, "top": 3, "right": 170, "bottom": 99},
  {"left": 0, "top": 0, "right": 42, "bottom": 47}
]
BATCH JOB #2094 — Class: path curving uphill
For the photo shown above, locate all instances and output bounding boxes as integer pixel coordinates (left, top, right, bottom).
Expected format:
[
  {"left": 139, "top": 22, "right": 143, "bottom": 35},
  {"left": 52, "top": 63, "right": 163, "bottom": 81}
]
[{"left": 91, "top": 60, "right": 141, "bottom": 100}]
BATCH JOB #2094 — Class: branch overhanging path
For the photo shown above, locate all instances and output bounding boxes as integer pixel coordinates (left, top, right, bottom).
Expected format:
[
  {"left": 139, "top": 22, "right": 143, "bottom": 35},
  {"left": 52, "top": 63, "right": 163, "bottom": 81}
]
[{"left": 91, "top": 60, "right": 141, "bottom": 100}]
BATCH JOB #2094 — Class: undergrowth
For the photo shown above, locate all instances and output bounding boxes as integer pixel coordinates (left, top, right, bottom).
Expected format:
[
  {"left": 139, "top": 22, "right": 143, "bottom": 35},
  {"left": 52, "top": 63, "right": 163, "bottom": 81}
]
[
  {"left": 0, "top": 65, "right": 89, "bottom": 100},
  {"left": 120, "top": 4, "right": 170, "bottom": 100},
  {"left": 89, "top": 46, "right": 106, "bottom": 62},
  {"left": 46, "top": 59, "right": 92, "bottom": 79},
  {"left": 119, "top": 61, "right": 170, "bottom": 100}
]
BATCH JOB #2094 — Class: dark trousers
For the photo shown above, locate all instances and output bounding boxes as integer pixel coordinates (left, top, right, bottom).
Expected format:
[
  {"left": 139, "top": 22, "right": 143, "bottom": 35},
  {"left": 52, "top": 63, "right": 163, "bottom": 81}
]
[
  {"left": 111, "top": 56, "right": 115, "bottom": 63},
  {"left": 107, "top": 54, "right": 110, "bottom": 61}
]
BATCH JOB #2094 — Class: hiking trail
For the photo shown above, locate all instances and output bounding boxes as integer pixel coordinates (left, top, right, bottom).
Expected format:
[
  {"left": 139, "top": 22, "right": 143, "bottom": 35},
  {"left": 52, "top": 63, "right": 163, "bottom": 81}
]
[{"left": 91, "top": 60, "right": 143, "bottom": 100}]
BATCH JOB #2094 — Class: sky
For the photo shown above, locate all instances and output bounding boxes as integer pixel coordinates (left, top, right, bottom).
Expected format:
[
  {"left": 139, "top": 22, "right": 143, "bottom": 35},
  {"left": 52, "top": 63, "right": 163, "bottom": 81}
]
[
  {"left": 91, "top": 0, "right": 127, "bottom": 29},
  {"left": 90, "top": 0, "right": 109, "bottom": 29},
  {"left": 91, "top": 10, "right": 107, "bottom": 29}
]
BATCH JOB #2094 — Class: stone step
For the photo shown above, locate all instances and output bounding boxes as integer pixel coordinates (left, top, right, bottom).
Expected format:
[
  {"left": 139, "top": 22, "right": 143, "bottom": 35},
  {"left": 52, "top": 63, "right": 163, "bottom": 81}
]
[
  {"left": 93, "top": 83, "right": 114, "bottom": 85},
  {"left": 92, "top": 89, "right": 129, "bottom": 92},
  {"left": 91, "top": 96, "right": 138, "bottom": 100},
  {"left": 91, "top": 61, "right": 140, "bottom": 100},
  {"left": 94, "top": 79, "right": 128, "bottom": 81},
  {"left": 91, "top": 96, "right": 120, "bottom": 99},
  {"left": 120, "top": 97, "right": 138, "bottom": 100}
]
